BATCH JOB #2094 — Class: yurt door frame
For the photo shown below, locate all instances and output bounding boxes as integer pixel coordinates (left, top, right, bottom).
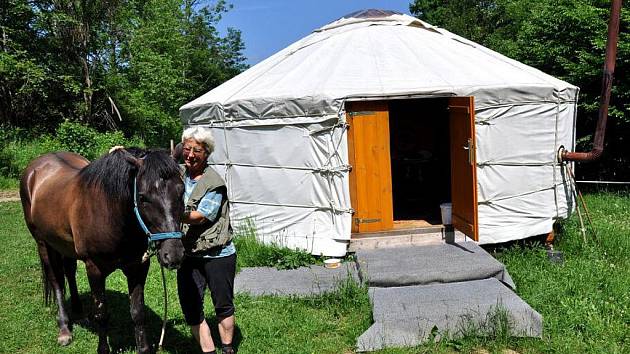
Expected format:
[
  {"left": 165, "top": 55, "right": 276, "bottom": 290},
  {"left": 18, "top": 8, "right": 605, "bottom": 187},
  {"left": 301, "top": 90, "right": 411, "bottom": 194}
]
[{"left": 346, "top": 97, "right": 479, "bottom": 241}]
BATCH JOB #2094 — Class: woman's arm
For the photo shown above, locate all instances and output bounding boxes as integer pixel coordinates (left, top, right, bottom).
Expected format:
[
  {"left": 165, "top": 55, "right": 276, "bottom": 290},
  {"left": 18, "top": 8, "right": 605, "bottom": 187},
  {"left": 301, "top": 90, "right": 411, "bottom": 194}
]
[{"left": 182, "top": 191, "right": 223, "bottom": 225}]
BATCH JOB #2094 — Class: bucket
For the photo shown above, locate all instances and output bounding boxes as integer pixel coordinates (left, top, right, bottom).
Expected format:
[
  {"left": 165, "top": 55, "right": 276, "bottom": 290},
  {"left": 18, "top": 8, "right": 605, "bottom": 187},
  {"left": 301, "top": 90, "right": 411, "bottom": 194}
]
[
  {"left": 440, "top": 203, "right": 452, "bottom": 225},
  {"left": 324, "top": 258, "right": 341, "bottom": 269}
]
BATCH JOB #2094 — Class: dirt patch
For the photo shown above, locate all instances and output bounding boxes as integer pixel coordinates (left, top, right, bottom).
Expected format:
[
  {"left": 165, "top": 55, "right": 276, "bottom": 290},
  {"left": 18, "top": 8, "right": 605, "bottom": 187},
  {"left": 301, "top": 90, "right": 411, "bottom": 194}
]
[{"left": 0, "top": 189, "right": 20, "bottom": 202}]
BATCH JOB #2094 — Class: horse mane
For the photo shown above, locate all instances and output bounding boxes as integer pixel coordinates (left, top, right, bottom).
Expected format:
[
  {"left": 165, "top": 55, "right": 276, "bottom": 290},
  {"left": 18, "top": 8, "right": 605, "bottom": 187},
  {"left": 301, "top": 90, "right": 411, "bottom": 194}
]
[
  {"left": 139, "top": 148, "right": 181, "bottom": 182},
  {"left": 78, "top": 148, "right": 180, "bottom": 201}
]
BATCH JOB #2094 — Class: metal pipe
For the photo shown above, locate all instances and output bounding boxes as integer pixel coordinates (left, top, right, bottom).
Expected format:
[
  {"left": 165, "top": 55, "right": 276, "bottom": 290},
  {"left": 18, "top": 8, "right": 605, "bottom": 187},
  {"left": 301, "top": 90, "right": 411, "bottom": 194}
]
[{"left": 561, "top": 0, "right": 622, "bottom": 162}]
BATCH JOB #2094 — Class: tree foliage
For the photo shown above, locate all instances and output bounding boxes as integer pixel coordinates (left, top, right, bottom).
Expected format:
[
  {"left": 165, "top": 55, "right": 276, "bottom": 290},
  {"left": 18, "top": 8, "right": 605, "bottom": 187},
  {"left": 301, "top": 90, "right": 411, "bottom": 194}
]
[
  {"left": 411, "top": 0, "right": 630, "bottom": 180},
  {"left": 0, "top": 0, "right": 246, "bottom": 146}
]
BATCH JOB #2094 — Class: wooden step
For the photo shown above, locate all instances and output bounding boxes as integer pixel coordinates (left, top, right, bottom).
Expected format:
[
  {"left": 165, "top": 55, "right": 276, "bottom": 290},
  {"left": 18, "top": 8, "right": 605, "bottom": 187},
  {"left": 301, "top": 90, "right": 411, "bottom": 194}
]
[{"left": 349, "top": 226, "right": 468, "bottom": 252}]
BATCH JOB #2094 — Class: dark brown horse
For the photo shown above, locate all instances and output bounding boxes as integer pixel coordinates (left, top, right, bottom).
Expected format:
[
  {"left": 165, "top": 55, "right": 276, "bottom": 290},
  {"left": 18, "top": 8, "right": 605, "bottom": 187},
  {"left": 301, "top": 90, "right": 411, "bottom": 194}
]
[{"left": 19, "top": 148, "right": 185, "bottom": 354}]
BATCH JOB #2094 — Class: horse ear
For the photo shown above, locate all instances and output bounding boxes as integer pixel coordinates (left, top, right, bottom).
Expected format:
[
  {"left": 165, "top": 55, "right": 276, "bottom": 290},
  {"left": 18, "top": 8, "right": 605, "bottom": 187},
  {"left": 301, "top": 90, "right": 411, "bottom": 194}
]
[
  {"left": 126, "top": 155, "right": 143, "bottom": 168},
  {"left": 172, "top": 142, "right": 183, "bottom": 163},
  {"left": 120, "top": 151, "right": 143, "bottom": 168}
]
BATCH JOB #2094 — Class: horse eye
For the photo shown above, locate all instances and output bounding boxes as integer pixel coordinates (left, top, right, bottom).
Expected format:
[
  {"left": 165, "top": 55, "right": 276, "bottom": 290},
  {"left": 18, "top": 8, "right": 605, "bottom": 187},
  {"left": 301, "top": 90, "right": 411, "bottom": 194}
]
[{"left": 139, "top": 194, "right": 150, "bottom": 204}]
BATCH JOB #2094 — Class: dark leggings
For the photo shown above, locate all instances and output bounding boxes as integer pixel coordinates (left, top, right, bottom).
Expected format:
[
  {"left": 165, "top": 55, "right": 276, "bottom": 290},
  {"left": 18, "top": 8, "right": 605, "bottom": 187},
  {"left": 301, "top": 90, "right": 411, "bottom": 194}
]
[{"left": 177, "top": 253, "right": 236, "bottom": 325}]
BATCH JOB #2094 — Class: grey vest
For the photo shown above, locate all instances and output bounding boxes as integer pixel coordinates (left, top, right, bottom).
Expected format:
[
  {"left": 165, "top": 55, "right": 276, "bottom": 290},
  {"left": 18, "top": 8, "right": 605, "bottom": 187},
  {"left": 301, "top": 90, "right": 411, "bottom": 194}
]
[{"left": 181, "top": 165, "right": 232, "bottom": 254}]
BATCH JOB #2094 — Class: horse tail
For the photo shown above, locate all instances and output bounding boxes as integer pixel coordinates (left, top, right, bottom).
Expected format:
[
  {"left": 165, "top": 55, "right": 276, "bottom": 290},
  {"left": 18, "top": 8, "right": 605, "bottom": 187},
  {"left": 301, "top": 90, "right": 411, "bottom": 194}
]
[
  {"left": 39, "top": 254, "right": 53, "bottom": 306},
  {"left": 37, "top": 242, "right": 69, "bottom": 306}
]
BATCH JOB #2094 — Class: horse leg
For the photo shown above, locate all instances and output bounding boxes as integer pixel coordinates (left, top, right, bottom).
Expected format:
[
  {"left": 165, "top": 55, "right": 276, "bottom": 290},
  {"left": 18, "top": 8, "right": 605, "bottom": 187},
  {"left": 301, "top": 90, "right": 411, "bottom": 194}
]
[
  {"left": 85, "top": 261, "right": 110, "bottom": 354},
  {"left": 37, "top": 241, "right": 73, "bottom": 346},
  {"left": 63, "top": 257, "right": 84, "bottom": 319},
  {"left": 122, "top": 261, "right": 151, "bottom": 354}
]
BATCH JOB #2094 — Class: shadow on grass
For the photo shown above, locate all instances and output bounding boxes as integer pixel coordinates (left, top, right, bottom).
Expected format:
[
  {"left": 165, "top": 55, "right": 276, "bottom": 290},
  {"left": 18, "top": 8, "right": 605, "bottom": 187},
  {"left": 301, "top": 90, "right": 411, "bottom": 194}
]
[
  {"left": 480, "top": 234, "right": 549, "bottom": 255},
  {"left": 69, "top": 290, "right": 200, "bottom": 353}
]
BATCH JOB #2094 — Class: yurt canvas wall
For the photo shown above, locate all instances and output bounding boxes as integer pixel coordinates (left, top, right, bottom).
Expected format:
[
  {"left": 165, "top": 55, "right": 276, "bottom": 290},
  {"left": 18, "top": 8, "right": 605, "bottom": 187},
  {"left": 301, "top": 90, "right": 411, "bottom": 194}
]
[{"left": 180, "top": 10, "right": 578, "bottom": 256}]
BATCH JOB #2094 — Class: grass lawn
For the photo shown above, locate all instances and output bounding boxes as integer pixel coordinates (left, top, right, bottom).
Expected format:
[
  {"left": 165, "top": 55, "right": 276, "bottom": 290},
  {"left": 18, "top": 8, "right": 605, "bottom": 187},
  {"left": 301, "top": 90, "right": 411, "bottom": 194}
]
[
  {"left": 493, "top": 191, "right": 630, "bottom": 354},
  {"left": 0, "top": 201, "right": 370, "bottom": 354},
  {"left": 0, "top": 191, "right": 628, "bottom": 353}
]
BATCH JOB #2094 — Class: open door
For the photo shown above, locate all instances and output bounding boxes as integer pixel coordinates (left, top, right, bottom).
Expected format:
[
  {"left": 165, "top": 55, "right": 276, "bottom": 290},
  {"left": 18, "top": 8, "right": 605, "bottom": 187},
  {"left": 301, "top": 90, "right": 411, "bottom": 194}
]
[
  {"left": 346, "top": 101, "right": 394, "bottom": 233},
  {"left": 449, "top": 97, "right": 479, "bottom": 241}
]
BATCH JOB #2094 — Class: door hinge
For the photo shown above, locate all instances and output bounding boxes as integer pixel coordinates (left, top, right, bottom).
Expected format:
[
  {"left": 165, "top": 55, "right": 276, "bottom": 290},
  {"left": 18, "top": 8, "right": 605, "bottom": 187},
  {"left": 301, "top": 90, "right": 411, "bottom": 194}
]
[
  {"left": 354, "top": 217, "right": 382, "bottom": 225},
  {"left": 348, "top": 111, "right": 375, "bottom": 117}
]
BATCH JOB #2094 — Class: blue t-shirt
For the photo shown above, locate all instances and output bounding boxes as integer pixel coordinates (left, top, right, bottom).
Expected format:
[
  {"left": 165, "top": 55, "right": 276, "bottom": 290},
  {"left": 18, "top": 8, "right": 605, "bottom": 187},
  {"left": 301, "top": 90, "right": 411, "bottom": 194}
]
[{"left": 184, "top": 176, "right": 235, "bottom": 258}]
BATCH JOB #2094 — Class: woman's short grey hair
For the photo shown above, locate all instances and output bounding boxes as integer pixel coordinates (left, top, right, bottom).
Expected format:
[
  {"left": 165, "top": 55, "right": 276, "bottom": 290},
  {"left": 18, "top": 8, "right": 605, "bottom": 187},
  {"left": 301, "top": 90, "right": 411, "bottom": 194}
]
[{"left": 181, "top": 126, "right": 215, "bottom": 154}]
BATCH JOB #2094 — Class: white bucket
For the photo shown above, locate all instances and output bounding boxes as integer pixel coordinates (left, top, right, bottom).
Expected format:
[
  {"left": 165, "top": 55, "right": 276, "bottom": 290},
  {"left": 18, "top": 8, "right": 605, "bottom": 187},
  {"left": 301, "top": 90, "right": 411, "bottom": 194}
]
[
  {"left": 440, "top": 203, "right": 452, "bottom": 225},
  {"left": 324, "top": 258, "right": 341, "bottom": 269}
]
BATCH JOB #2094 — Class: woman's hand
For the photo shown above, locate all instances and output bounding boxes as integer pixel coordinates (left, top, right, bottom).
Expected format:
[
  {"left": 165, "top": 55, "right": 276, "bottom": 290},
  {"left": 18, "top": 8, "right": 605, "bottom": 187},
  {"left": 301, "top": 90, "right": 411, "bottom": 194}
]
[
  {"left": 182, "top": 210, "right": 208, "bottom": 225},
  {"left": 109, "top": 145, "right": 125, "bottom": 153}
]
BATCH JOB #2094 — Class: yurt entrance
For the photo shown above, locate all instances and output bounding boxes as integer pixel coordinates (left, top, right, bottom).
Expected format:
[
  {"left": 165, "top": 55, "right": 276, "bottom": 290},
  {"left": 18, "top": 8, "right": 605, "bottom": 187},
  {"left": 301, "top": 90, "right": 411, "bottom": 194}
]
[
  {"left": 346, "top": 97, "right": 478, "bottom": 240},
  {"left": 389, "top": 98, "right": 451, "bottom": 225}
]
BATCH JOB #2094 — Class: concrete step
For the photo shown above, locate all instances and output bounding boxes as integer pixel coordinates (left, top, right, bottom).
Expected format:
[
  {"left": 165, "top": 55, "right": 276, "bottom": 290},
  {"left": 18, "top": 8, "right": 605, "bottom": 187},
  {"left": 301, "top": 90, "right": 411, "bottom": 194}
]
[{"left": 356, "top": 278, "right": 543, "bottom": 352}]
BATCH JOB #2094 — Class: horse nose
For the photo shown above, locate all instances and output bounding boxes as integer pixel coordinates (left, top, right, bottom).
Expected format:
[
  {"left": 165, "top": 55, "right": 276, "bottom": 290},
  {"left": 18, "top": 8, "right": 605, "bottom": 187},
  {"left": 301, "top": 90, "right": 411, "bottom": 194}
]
[
  {"left": 160, "top": 247, "right": 184, "bottom": 269},
  {"left": 161, "top": 252, "right": 180, "bottom": 269}
]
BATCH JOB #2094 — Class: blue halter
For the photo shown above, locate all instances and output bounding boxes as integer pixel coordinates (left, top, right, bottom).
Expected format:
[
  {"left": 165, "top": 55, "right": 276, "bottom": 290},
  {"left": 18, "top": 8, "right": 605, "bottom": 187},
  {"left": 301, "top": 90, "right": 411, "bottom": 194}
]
[{"left": 133, "top": 177, "right": 183, "bottom": 242}]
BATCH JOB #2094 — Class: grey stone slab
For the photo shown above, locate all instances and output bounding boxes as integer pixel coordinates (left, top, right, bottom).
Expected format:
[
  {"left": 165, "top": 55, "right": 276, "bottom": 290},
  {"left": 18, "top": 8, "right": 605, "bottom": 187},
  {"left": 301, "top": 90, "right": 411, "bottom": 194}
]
[
  {"left": 355, "top": 242, "right": 515, "bottom": 289},
  {"left": 356, "top": 278, "right": 542, "bottom": 352},
  {"left": 235, "top": 263, "right": 360, "bottom": 296}
]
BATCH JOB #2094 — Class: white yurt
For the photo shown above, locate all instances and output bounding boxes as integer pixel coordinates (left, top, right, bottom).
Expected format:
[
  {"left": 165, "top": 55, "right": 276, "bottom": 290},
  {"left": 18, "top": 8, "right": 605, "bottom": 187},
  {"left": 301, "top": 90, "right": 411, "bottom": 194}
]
[{"left": 180, "top": 9, "right": 577, "bottom": 257}]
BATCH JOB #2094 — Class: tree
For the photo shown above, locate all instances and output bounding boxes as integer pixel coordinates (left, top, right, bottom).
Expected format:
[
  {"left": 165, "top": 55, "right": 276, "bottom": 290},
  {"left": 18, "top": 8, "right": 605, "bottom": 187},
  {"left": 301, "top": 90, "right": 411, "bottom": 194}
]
[
  {"left": 410, "top": 0, "right": 630, "bottom": 180},
  {"left": 0, "top": 0, "right": 59, "bottom": 130},
  {"left": 0, "top": 0, "right": 246, "bottom": 146},
  {"left": 105, "top": 0, "right": 247, "bottom": 145}
]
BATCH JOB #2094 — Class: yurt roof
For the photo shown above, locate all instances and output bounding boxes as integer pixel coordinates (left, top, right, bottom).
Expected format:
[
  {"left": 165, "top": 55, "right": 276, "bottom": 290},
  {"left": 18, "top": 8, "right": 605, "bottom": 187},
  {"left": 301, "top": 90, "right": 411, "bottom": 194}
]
[{"left": 180, "top": 10, "right": 577, "bottom": 123}]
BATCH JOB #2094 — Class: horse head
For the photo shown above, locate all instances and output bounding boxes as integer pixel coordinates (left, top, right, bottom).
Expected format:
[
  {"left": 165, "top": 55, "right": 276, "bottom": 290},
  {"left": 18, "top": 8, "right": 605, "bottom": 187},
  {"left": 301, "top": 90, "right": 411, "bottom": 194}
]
[{"left": 126, "top": 149, "right": 186, "bottom": 269}]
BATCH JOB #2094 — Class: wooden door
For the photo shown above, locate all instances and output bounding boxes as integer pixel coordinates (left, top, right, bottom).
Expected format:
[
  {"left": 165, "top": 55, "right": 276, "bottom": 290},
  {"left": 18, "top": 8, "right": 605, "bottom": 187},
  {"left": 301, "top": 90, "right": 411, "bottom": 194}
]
[
  {"left": 346, "top": 101, "right": 394, "bottom": 233},
  {"left": 449, "top": 97, "right": 479, "bottom": 240}
]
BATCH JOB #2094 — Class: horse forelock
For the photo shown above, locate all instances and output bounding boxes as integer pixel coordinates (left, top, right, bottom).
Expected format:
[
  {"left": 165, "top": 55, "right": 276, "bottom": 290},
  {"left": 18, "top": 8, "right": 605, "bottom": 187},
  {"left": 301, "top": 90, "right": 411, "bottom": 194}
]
[{"left": 138, "top": 149, "right": 181, "bottom": 183}]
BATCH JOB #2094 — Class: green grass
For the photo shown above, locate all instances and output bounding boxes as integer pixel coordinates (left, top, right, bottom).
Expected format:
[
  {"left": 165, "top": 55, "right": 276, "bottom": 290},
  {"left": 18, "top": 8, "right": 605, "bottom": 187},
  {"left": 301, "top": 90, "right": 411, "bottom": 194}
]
[
  {"left": 0, "top": 202, "right": 369, "bottom": 354},
  {"left": 492, "top": 191, "right": 630, "bottom": 354},
  {"left": 233, "top": 219, "right": 323, "bottom": 270},
  {"left": 1, "top": 192, "right": 628, "bottom": 353}
]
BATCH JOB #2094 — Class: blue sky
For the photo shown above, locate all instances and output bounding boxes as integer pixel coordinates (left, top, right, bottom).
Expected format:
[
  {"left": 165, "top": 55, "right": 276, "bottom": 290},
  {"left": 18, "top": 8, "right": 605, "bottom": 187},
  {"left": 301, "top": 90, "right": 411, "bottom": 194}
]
[{"left": 217, "top": 0, "right": 413, "bottom": 65}]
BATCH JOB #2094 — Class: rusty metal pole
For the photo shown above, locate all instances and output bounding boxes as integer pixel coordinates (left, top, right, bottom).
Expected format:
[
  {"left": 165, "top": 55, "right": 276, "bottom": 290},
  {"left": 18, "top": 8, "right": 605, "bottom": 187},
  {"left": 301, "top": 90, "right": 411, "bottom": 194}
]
[{"left": 561, "top": 0, "right": 623, "bottom": 162}]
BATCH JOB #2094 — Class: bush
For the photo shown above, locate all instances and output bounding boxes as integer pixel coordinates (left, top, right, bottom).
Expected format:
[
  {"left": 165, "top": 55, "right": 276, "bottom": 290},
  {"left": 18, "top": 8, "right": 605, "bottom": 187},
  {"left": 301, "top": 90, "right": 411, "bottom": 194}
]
[
  {"left": 0, "top": 122, "right": 144, "bottom": 187},
  {"left": 0, "top": 135, "right": 59, "bottom": 179},
  {"left": 0, "top": 175, "right": 18, "bottom": 189},
  {"left": 56, "top": 120, "right": 144, "bottom": 160}
]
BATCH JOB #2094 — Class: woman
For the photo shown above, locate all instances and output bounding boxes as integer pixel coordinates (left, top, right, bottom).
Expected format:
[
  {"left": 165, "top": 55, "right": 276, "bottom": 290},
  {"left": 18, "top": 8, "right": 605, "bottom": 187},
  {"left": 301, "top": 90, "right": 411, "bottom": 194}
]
[{"left": 178, "top": 126, "right": 236, "bottom": 354}]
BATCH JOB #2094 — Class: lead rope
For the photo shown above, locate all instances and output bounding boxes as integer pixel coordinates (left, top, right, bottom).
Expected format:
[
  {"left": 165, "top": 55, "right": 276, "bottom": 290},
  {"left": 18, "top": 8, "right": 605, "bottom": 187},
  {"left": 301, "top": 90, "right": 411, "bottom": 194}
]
[{"left": 158, "top": 263, "right": 168, "bottom": 350}]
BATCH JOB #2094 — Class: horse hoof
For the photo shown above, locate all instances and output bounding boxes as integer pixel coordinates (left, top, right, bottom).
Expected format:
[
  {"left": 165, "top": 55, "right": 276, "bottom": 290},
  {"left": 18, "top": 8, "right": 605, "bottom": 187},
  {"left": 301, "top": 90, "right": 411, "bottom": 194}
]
[{"left": 58, "top": 332, "right": 72, "bottom": 346}]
